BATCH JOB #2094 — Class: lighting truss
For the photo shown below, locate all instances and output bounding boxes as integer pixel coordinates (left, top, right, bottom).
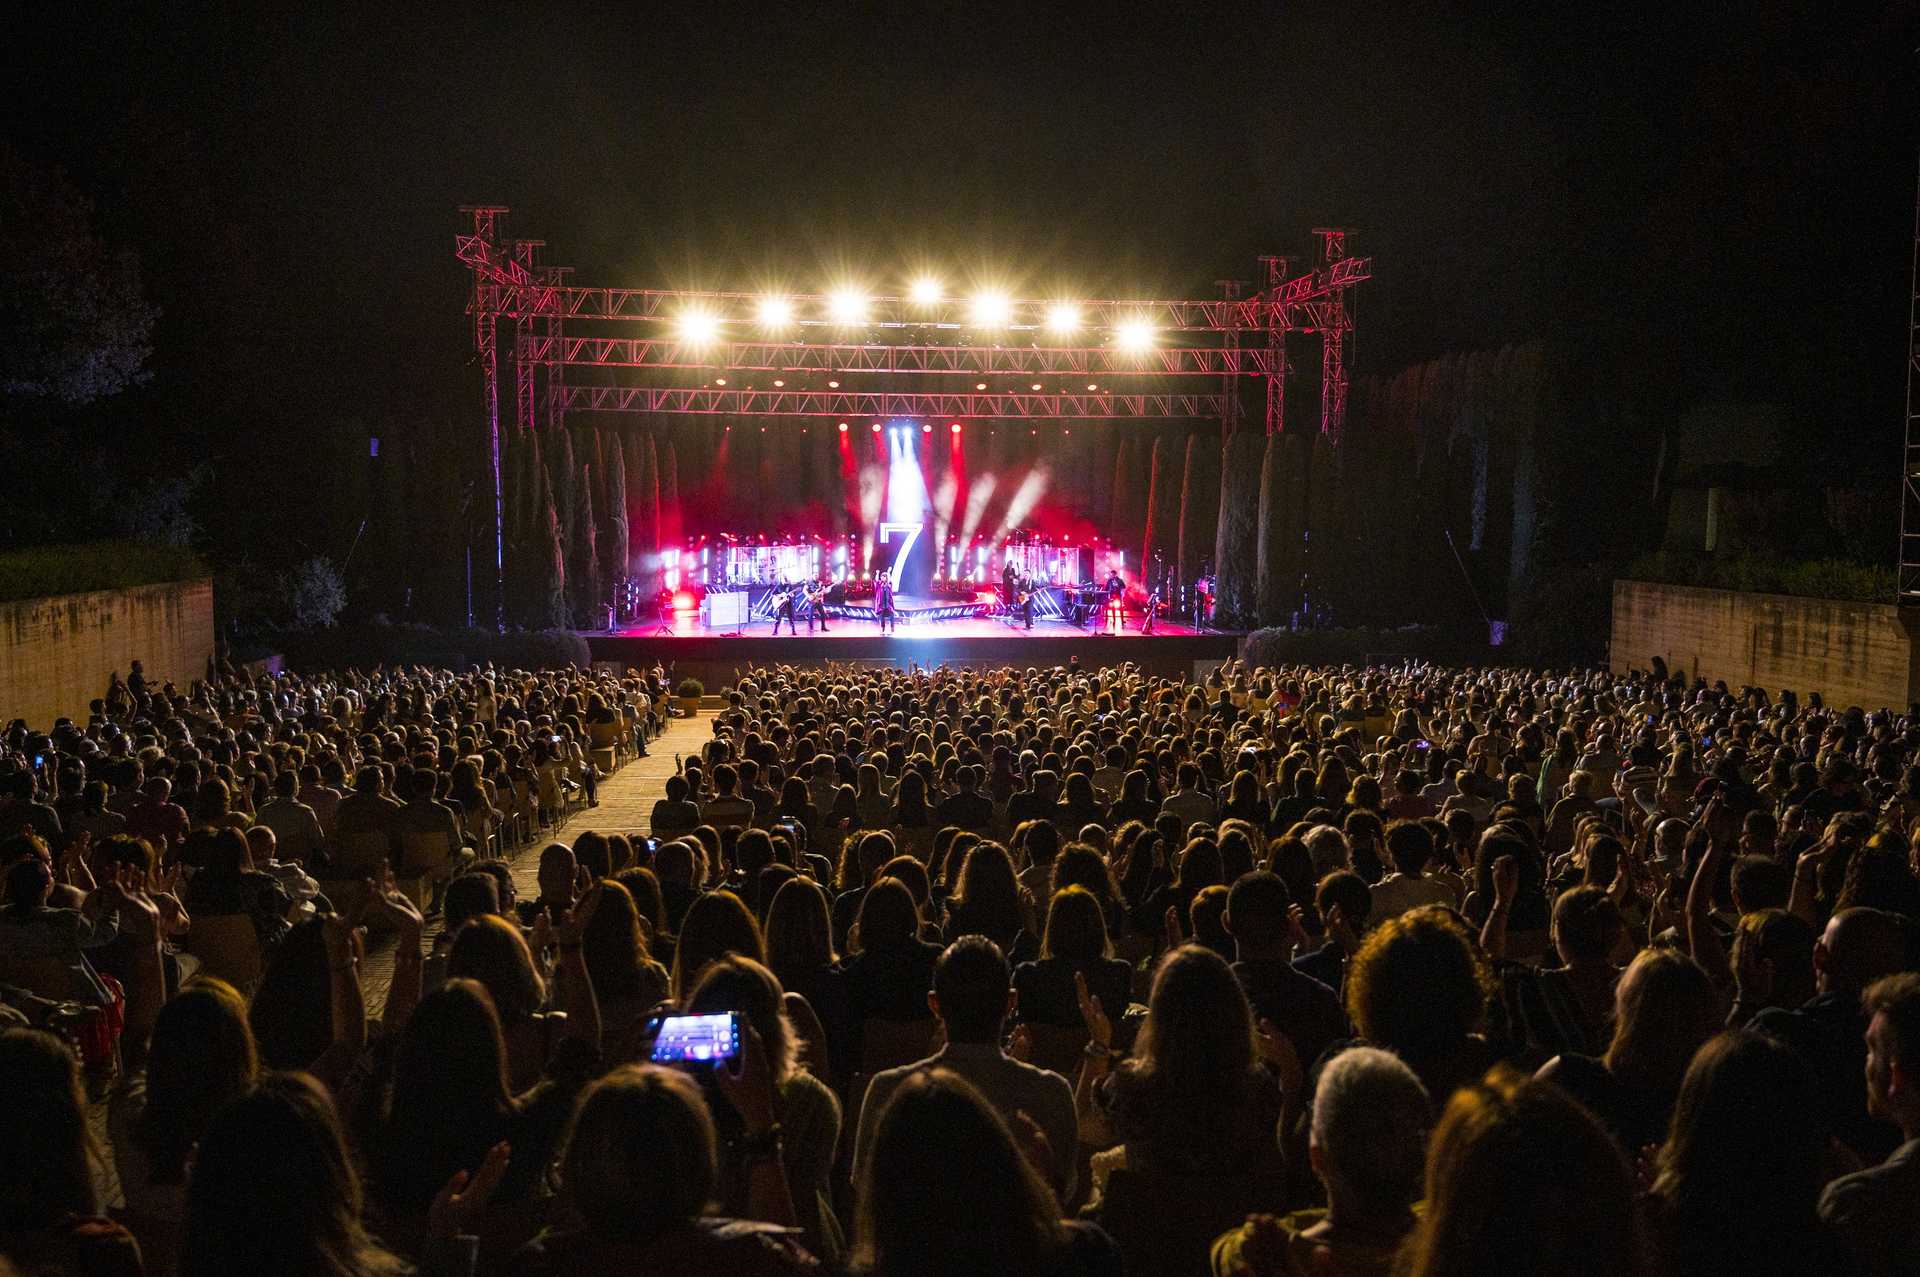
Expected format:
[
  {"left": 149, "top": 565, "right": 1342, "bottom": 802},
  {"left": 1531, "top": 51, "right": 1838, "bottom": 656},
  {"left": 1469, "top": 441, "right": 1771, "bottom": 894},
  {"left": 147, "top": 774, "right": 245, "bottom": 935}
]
[{"left": 560, "top": 386, "right": 1232, "bottom": 419}]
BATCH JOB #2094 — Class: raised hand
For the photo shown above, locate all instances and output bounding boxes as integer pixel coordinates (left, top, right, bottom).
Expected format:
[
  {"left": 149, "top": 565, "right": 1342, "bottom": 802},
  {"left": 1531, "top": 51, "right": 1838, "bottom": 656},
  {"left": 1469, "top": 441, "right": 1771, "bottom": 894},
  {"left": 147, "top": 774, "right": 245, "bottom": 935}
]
[
  {"left": 1074, "top": 970, "right": 1112, "bottom": 1052},
  {"left": 1254, "top": 1016, "right": 1304, "bottom": 1098},
  {"left": 428, "top": 1140, "right": 511, "bottom": 1240},
  {"left": 714, "top": 1024, "right": 780, "bottom": 1134},
  {"left": 1492, "top": 855, "right": 1519, "bottom": 906}
]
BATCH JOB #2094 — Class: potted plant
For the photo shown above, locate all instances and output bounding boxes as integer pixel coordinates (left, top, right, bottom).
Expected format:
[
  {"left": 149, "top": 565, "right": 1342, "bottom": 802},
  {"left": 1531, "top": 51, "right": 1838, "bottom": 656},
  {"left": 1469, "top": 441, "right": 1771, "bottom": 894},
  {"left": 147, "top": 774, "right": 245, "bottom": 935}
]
[{"left": 676, "top": 676, "right": 704, "bottom": 716}]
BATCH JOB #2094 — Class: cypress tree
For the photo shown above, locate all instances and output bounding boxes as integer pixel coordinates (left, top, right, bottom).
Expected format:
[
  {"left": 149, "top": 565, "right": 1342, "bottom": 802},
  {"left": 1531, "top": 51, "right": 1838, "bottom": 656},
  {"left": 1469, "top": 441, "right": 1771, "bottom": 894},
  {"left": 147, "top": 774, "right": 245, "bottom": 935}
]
[
  {"left": 659, "top": 437, "right": 680, "bottom": 544},
  {"left": 1213, "top": 430, "right": 1264, "bottom": 626},
  {"left": 573, "top": 467, "right": 601, "bottom": 628},
  {"left": 605, "top": 435, "right": 630, "bottom": 585},
  {"left": 1176, "top": 431, "right": 1220, "bottom": 592},
  {"left": 538, "top": 462, "right": 568, "bottom": 630}
]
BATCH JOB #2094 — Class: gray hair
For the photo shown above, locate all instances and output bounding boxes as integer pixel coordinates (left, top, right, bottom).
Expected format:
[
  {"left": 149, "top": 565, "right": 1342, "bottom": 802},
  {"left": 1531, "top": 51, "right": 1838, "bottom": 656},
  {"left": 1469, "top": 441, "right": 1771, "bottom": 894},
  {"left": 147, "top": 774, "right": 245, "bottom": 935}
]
[
  {"left": 1304, "top": 825, "right": 1351, "bottom": 876},
  {"left": 1311, "top": 1046, "right": 1430, "bottom": 1214}
]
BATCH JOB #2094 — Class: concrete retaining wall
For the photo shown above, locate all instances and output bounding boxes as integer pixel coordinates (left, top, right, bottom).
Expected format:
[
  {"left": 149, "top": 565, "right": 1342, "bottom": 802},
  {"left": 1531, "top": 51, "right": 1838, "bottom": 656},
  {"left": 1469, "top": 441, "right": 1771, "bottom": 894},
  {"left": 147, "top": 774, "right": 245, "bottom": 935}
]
[
  {"left": 1611, "top": 579, "right": 1920, "bottom": 711},
  {"left": 0, "top": 579, "right": 215, "bottom": 727}
]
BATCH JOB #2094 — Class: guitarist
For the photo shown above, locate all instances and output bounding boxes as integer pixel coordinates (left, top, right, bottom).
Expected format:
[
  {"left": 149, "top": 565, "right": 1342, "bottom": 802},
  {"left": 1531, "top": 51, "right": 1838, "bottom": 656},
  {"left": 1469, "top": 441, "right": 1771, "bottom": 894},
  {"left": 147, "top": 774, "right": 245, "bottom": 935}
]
[
  {"left": 805, "top": 576, "right": 831, "bottom": 634},
  {"left": 771, "top": 581, "right": 800, "bottom": 636}
]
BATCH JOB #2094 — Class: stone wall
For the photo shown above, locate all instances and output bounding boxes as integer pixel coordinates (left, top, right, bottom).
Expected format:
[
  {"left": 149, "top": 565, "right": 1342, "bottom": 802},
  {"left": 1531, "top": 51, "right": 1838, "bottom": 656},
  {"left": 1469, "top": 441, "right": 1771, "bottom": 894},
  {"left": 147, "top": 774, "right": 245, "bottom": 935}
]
[
  {"left": 0, "top": 579, "right": 215, "bottom": 727},
  {"left": 1611, "top": 579, "right": 1920, "bottom": 711}
]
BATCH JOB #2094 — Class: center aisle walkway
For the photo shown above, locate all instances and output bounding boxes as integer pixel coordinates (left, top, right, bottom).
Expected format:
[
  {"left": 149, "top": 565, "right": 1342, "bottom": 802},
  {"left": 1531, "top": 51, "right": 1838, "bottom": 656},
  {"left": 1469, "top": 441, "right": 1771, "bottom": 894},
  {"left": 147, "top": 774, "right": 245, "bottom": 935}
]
[{"left": 359, "top": 708, "right": 713, "bottom": 1012}]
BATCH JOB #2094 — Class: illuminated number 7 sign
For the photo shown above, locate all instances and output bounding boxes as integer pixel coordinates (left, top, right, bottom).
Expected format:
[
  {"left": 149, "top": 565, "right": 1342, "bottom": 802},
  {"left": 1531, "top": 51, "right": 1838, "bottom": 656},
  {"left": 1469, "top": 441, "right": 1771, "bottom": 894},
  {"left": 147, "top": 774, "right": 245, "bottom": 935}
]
[{"left": 877, "top": 523, "right": 921, "bottom": 593}]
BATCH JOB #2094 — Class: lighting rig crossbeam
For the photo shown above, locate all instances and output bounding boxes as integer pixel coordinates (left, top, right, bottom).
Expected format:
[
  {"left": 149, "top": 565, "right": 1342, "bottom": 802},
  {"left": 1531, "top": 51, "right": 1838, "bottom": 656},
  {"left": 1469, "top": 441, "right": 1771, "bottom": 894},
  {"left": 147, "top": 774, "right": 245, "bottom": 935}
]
[
  {"left": 561, "top": 386, "right": 1231, "bottom": 419},
  {"left": 518, "top": 334, "right": 1279, "bottom": 377}
]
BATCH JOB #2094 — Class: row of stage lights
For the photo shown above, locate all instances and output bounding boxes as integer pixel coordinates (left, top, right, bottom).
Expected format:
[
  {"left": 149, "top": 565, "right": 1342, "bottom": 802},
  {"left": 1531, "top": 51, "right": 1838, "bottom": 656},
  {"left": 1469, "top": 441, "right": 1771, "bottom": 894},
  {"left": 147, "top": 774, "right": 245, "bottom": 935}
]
[
  {"left": 721, "top": 422, "right": 1077, "bottom": 436},
  {"left": 674, "top": 282, "right": 1158, "bottom": 353}
]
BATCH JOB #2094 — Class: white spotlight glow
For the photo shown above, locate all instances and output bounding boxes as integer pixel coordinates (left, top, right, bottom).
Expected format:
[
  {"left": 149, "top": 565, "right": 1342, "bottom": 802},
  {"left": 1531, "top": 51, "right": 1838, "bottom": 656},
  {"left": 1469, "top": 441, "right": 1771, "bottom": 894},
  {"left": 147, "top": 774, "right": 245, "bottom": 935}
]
[
  {"left": 756, "top": 295, "right": 793, "bottom": 329},
  {"left": 676, "top": 307, "right": 721, "bottom": 345},
  {"left": 909, "top": 276, "right": 943, "bottom": 305},
  {"left": 1046, "top": 302, "right": 1081, "bottom": 334},
  {"left": 827, "top": 288, "right": 869, "bottom": 325},
  {"left": 1115, "top": 317, "right": 1155, "bottom": 353},
  {"left": 970, "top": 291, "right": 1012, "bottom": 327}
]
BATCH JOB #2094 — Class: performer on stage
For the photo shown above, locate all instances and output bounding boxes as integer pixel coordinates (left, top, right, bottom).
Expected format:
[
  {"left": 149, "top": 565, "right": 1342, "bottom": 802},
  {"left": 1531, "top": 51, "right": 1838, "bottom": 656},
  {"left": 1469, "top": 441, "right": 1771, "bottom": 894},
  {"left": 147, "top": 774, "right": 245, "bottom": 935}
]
[
  {"left": 771, "top": 582, "right": 800, "bottom": 636},
  {"left": 1001, "top": 559, "right": 1019, "bottom": 615},
  {"left": 1193, "top": 569, "right": 1216, "bottom": 630},
  {"left": 1141, "top": 586, "right": 1160, "bottom": 635},
  {"left": 1018, "top": 572, "right": 1034, "bottom": 630},
  {"left": 873, "top": 574, "right": 897, "bottom": 635},
  {"left": 805, "top": 575, "right": 831, "bottom": 634},
  {"left": 1105, "top": 567, "right": 1124, "bottom": 597}
]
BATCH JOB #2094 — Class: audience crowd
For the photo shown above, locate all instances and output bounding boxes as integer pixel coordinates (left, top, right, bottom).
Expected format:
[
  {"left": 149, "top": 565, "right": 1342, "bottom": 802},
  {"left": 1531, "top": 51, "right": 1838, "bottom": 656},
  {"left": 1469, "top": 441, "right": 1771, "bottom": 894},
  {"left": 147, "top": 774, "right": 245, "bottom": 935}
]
[{"left": 6, "top": 652, "right": 1920, "bottom": 1276}]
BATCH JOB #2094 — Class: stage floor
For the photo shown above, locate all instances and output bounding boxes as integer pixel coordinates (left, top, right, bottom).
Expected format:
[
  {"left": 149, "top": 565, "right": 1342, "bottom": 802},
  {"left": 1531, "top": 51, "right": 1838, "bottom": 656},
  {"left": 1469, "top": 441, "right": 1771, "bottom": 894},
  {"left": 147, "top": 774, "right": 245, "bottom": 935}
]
[{"left": 615, "top": 613, "right": 1214, "bottom": 640}]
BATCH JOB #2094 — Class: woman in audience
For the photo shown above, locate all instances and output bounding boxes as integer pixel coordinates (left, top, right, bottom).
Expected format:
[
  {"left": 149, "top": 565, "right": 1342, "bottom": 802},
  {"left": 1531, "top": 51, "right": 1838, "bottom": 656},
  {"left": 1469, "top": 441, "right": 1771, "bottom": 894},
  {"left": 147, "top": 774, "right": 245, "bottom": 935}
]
[
  {"left": 1646, "top": 1030, "right": 1856, "bottom": 1277},
  {"left": 184, "top": 1070, "right": 479, "bottom": 1277},
  {"left": 569, "top": 878, "right": 667, "bottom": 1042},
  {"left": 250, "top": 914, "right": 367, "bottom": 1087},
  {"left": 683, "top": 955, "right": 843, "bottom": 1265},
  {"left": 182, "top": 826, "right": 292, "bottom": 952},
  {"left": 833, "top": 878, "right": 941, "bottom": 1061},
  {"left": 109, "top": 977, "right": 259, "bottom": 1270},
  {"left": 1014, "top": 885, "right": 1132, "bottom": 1029},
  {"left": 1536, "top": 946, "right": 1719, "bottom": 1155},
  {"left": 1081, "top": 944, "right": 1284, "bottom": 1180},
  {"left": 670, "top": 889, "right": 766, "bottom": 998},
  {"left": 447, "top": 910, "right": 600, "bottom": 1093},
  {"left": 1399, "top": 1065, "right": 1651, "bottom": 1277},
  {"left": 0, "top": 1026, "right": 143, "bottom": 1276},
  {"left": 516, "top": 1063, "right": 815, "bottom": 1274},
  {"left": 944, "top": 842, "right": 1036, "bottom": 963},
  {"left": 855, "top": 1068, "right": 1121, "bottom": 1276},
  {"left": 1345, "top": 906, "right": 1495, "bottom": 1103}
]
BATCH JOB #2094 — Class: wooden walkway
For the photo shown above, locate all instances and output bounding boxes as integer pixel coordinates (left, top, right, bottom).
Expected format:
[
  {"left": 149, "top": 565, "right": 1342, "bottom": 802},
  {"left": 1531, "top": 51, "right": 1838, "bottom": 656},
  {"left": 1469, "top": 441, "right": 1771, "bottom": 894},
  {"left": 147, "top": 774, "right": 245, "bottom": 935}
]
[{"left": 359, "top": 708, "right": 714, "bottom": 1012}]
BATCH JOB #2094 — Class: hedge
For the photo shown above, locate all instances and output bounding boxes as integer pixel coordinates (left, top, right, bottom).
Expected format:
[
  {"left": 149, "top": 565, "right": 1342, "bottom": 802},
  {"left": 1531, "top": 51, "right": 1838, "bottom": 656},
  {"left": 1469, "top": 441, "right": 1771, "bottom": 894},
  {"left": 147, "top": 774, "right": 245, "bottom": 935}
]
[
  {"left": 1624, "top": 552, "right": 1894, "bottom": 604},
  {"left": 1239, "top": 625, "right": 1495, "bottom": 669},
  {"left": 0, "top": 541, "right": 207, "bottom": 603}
]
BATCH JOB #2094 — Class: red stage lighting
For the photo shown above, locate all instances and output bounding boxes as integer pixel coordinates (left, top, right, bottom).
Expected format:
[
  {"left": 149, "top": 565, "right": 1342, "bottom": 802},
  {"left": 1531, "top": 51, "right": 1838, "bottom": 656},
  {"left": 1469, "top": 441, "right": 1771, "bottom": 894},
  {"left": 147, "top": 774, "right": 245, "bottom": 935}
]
[
  {"left": 921, "top": 423, "right": 932, "bottom": 434},
  {"left": 950, "top": 422, "right": 962, "bottom": 434},
  {"left": 838, "top": 422, "right": 849, "bottom": 433},
  {"left": 871, "top": 422, "right": 882, "bottom": 433}
]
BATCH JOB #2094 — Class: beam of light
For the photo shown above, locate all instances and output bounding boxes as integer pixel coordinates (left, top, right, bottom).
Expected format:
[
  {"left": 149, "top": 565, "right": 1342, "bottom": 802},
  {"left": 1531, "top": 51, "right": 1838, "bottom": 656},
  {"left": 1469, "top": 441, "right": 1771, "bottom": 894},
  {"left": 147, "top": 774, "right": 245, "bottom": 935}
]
[
  {"left": 995, "top": 466, "right": 1053, "bottom": 541},
  {"left": 908, "top": 276, "right": 943, "bottom": 306},
  {"left": 1115, "top": 316, "right": 1155, "bottom": 354},
  {"left": 970, "top": 290, "right": 1012, "bottom": 328},
  {"left": 676, "top": 307, "right": 722, "bottom": 345},
  {"left": 1046, "top": 302, "right": 1081, "bottom": 335},
  {"left": 958, "top": 473, "right": 998, "bottom": 546},
  {"left": 756, "top": 295, "right": 793, "bottom": 330},
  {"left": 828, "top": 287, "right": 869, "bottom": 325}
]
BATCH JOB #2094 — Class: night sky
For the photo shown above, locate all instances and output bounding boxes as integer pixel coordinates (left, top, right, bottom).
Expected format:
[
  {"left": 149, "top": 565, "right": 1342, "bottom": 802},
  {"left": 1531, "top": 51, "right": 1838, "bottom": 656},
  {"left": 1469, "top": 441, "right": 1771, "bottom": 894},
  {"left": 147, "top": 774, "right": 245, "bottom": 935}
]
[{"left": 4, "top": 1, "right": 1913, "bottom": 491}]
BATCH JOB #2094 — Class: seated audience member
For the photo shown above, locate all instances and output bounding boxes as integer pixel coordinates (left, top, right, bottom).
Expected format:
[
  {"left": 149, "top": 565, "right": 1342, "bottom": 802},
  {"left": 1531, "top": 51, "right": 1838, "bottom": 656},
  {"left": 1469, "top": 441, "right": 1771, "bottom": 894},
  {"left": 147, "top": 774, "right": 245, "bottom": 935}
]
[
  {"left": 1647, "top": 1031, "right": 1857, "bottom": 1277},
  {"left": 1226, "top": 871, "right": 1351, "bottom": 1075},
  {"left": 855, "top": 1069, "right": 1121, "bottom": 1277},
  {"left": 1013, "top": 885, "right": 1133, "bottom": 1031},
  {"left": 858, "top": 937, "right": 1079, "bottom": 1200},
  {"left": 0, "top": 1027, "right": 143, "bottom": 1275},
  {"left": 1344, "top": 906, "right": 1496, "bottom": 1103},
  {"left": 1820, "top": 972, "right": 1920, "bottom": 1275},
  {"left": 517, "top": 1063, "right": 818, "bottom": 1274},
  {"left": 1212, "top": 1046, "right": 1430, "bottom": 1277},
  {"left": 1400, "top": 1065, "right": 1653, "bottom": 1277},
  {"left": 1367, "top": 819, "right": 1456, "bottom": 920}
]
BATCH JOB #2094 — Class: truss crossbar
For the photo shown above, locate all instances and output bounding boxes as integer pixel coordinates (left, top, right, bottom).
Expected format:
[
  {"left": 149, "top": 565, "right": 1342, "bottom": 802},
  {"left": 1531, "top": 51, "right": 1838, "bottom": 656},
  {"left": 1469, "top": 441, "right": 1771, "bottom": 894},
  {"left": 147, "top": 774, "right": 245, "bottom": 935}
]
[
  {"left": 559, "top": 385, "right": 1229, "bottom": 419},
  {"left": 516, "top": 333, "right": 1277, "bottom": 378}
]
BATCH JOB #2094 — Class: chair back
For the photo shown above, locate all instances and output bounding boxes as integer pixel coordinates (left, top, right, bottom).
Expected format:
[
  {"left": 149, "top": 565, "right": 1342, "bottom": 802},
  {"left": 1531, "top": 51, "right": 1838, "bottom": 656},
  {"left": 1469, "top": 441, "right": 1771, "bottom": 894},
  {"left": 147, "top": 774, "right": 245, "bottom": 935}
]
[
  {"left": 401, "top": 831, "right": 453, "bottom": 878},
  {"left": 1089, "top": 1168, "right": 1287, "bottom": 1277},
  {"left": 0, "top": 950, "right": 84, "bottom": 1002},
  {"left": 185, "top": 913, "right": 264, "bottom": 993},
  {"left": 337, "top": 829, "right": 392, "bottom": 878}
]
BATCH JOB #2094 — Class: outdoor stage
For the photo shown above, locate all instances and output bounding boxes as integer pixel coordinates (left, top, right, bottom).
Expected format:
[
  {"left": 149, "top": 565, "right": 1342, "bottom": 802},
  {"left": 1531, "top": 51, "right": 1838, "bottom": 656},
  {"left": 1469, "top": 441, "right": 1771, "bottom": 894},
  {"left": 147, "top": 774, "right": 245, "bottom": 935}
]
[{"left": 586, "top": 603, "right": 1241, "bottom": 683}]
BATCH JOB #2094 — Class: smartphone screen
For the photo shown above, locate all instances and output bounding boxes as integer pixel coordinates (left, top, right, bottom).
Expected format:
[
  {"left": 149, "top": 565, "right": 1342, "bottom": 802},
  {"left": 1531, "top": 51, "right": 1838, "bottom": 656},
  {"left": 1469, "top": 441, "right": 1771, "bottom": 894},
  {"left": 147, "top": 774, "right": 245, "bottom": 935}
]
[{"left": 649, "top": 1012, "right": 741, "bottom": 1066}]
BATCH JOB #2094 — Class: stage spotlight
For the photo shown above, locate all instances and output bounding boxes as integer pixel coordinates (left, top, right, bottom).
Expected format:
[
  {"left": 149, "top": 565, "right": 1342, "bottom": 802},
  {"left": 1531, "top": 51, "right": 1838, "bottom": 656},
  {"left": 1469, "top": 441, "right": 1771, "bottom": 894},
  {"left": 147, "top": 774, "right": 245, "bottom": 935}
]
[
  {"left": 909, "top": 276, "right": 943, "bottom": 305},
  {"left": 970, "top": 290, "right": 1012, "bottom": 327},
  {"left": 828, "top": 288, "right": 869, "bottom": 325},
  {"left": 715, "top": 377, "right": 728, "bottom": 386},
  {"left": 1115, "top": 317, "right": 1155, "bottom": 353},
  {"left": 871, "top": 422, "right": 882, "bottom": 433},
  {"left": 1046, "top": 302, "right": 1081, "bottom": 334},
  {"left": 975, "top": 382, "right": 988, "bottom": 391},
  {"left": 828, "top": 379, "right": 840, "bottom": 388},
  {"left": 772, "top": 379, "right": 785, "bottom": 387},
  {"left": 921, "top": 423, "right": 933, "bottom": 433},
  {"left": 950, "top": 422, "right": 962, "bottom": 434},
  {"left": 1031, "top": 382, "right": 1042, "bottom": 391},
  {"left": 1087, "top": 382, "right": 1099, "bottom": 391},
  {"left": 756, "top": 295, "right": 793, "bottom": 329},
  {"left": 677, "top": 307, "right": 722, "bottom": 345},
  {"left": 838, "top": 422, "right": 849, "bottom": 433}
]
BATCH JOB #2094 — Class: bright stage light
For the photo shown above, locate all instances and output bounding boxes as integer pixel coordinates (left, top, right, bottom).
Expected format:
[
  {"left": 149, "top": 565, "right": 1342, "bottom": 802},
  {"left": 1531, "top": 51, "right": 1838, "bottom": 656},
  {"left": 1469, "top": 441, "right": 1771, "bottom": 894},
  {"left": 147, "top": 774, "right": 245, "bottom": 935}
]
[
  {"left": 828, "top": 288, "right": 869, "bottom": 325},
  {"left": 1031, "top": 382, "right": 1042, "bottom": 391},
  {"left": 772, "top": 379, "right": 785, "bottom": 387},
  {"left": 838, "top": 421, "right": 849, "bottom": 432},
  {"left": 677, "top": 307, "right": 721, "bottom": 345},
  {"left": 909, "top": 276, "right": 943, "bottom": 305},
  {"left": 1087, "top": 382, "right": 1099, "bottom": 391},
  {"left": 1115, "top": 317, "right": 1155, "bottom": 353},
  {"left": 1046, "top": 302, "right": 1081, "bottom": 334},
  {"left": 756, "top": 295, "right": 793, "bottom": 329},
  {"left": 950, "top": 422, "right": 962, "bottom": 434},
  {"left": 975, "top": 382, "right": 988, "bottom": 391},
  {"left": 921, "top": 423, "right": 932, "bottom": 433},
  {"left": 715, "top": 377, "right": 728, "bottom": 386},
  {"left": 970, "top": 291, "right": 1012, "bottom": 327},
  {"left": 827, "top": 379, "right": 840, "bottom": 388},
  {"left": 871, "top": 422, "right": 882, "bottom": 433}
]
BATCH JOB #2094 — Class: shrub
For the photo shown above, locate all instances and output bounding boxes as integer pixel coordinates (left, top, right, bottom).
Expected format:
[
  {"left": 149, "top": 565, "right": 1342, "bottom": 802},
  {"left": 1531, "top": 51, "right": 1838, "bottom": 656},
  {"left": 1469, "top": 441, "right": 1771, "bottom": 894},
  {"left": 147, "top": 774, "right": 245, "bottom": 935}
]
[
  {"left": 0, "top": 540, "right": 205, "bottom": 603},
  {"left": 1624, "top": 551, "right": 1894, "bottom": 604},
  {"left": 1239, "top": 625, "right": 1492, "bottom": 669},
  {"left": 284, "top": 557, "right": 347, "bottom": 629},
  {"left": 676, "top": 677, "right": 705, "bottom": 699},
  {"left": 255, "top": 624, "right": 589, "bottom": 672}
]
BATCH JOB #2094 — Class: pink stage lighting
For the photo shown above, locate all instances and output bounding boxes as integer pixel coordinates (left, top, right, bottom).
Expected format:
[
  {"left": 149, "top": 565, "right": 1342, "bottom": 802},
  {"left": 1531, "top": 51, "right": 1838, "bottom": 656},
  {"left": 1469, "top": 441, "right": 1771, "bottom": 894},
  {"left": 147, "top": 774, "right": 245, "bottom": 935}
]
[{"left": 950, "top": 422, "right": 962, "bottom": 434}]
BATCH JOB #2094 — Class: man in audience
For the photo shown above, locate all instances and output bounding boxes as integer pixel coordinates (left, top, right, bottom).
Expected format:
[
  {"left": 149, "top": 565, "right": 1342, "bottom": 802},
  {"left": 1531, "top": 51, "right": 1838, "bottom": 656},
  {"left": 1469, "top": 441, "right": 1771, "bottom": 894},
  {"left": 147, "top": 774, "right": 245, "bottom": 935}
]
[
  {"left": 1821, "top": 972, "right": 1920, "bottom": 1276},
  {"left": 254, "top": 770, "right": 329, "bottom": 870},
  {"left": 1226, "top": 871, "right": 1351, "bottom": 1073},
  {"left": 854, "top": 936, "right": 1079, "bottom": 1201}
]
